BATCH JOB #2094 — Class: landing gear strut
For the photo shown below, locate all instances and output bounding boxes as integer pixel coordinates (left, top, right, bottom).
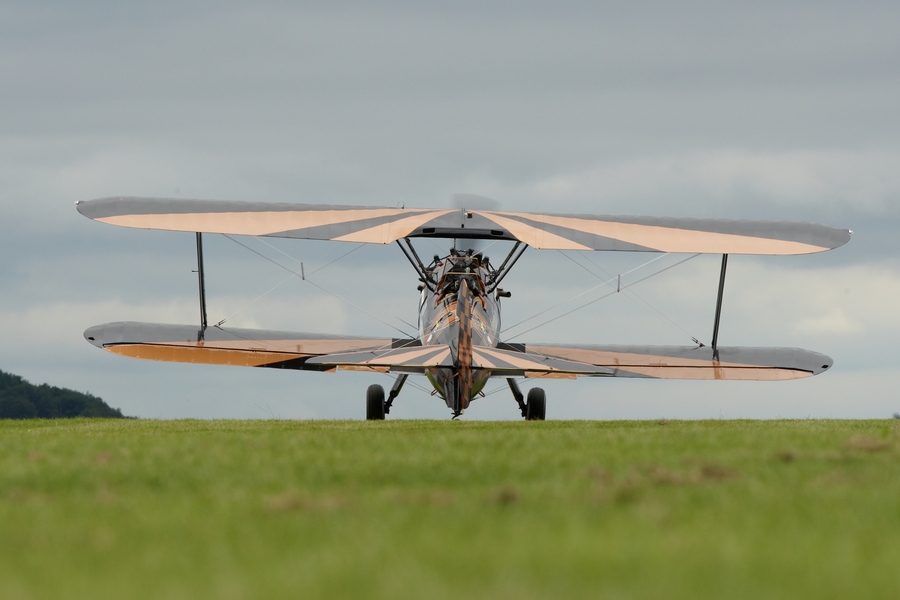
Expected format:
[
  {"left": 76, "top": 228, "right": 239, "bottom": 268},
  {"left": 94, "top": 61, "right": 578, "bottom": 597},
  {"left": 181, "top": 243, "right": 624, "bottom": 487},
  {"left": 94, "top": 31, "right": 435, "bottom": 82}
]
[
  {"left": 507, "top": 379, "right": 546, "bottom": 421},
  {"left": 384, "top": 374, "right": 407, "bottom": 415},
  {"left": 507, "top": 378, "right": 527, "bottom": 418},
  {"left": 366, "top": 375, "right": 408, "bottom": 420}
]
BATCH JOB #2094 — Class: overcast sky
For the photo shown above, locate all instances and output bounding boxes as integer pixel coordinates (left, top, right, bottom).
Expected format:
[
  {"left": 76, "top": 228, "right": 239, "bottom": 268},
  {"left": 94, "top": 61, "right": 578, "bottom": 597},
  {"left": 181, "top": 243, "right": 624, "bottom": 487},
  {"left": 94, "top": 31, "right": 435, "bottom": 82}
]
[{"left": 2, "top": 1, "right": 898, "bottom": 420}]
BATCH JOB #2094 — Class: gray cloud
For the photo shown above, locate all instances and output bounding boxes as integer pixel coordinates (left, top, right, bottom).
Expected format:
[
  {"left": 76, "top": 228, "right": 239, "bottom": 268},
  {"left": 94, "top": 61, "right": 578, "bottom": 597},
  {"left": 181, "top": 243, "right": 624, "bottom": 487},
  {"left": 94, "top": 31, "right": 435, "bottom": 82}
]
[{"left": 1, "top": 1, "right": 897, "bottom": 419}]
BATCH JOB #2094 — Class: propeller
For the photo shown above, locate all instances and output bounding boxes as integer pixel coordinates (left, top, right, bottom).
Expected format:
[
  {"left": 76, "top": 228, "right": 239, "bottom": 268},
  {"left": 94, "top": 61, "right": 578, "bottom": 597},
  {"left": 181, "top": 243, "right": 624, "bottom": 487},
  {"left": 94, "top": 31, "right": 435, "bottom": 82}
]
[{"left": 451, "top": 193, "right": 500, "bottom": 252}]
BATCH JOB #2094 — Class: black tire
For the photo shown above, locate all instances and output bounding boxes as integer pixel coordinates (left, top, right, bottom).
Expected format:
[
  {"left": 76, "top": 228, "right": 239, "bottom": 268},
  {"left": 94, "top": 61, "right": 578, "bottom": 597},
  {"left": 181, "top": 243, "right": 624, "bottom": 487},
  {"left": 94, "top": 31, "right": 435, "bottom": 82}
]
[
  {"left": 525, "top": 387, "right": 546, "bottom": 421},
  {"left": 366, "top": 384, "right": 385, "bottom": 420}
]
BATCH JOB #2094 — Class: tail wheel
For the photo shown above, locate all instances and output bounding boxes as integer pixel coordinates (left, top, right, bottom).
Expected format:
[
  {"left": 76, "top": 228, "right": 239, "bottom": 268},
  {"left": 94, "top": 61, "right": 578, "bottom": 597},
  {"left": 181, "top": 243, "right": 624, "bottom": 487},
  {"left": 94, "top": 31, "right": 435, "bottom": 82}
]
[
  {"left": 366, "top": 384, "right": 386, "bottom": 420},
  {"left": 525, "top": 387, "right": 546, "bottom": 421}
]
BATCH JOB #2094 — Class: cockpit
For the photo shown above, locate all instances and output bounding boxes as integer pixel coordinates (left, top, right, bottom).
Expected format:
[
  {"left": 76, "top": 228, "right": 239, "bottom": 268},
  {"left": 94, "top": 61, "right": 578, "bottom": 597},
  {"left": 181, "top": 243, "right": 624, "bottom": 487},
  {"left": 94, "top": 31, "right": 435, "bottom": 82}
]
[
  {"left": 432, "top": 250, "right": 489, "bottom": 302},
  {"left": 400, "top": 238, "right": 524, "bottom": 304}
]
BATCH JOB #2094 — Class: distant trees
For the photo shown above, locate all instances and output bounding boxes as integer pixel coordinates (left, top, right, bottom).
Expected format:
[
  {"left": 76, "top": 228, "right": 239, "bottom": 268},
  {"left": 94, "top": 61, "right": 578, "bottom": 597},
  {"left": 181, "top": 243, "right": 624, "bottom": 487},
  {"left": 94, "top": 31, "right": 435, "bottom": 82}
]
[{"left": 0, "top": 370, "right": 125, "bottom": 419}]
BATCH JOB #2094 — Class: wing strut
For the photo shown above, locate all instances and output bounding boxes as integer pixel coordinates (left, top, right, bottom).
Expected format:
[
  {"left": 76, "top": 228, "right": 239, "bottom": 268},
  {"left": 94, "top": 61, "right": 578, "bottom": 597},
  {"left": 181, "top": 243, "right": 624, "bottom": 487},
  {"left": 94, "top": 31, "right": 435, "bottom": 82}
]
[
  {"left": 195, "top": 232, "right": 208, "bottom": 339},
  {"left": 487, "top": 242, "right": 527, "bottom": 293},
  {"left": 397, "top": 239, "right": 435, "bottom": 291},
  {"left": 711, "top": 254, "right": 728, "bottom": 356}
]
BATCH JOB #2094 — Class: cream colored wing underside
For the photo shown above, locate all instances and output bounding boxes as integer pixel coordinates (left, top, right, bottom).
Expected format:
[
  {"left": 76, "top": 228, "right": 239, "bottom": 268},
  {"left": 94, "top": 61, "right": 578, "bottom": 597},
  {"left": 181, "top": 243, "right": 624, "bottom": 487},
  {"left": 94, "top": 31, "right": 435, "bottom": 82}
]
[{"left": 77, "top": 197, "right": 851, "bottom": 255}]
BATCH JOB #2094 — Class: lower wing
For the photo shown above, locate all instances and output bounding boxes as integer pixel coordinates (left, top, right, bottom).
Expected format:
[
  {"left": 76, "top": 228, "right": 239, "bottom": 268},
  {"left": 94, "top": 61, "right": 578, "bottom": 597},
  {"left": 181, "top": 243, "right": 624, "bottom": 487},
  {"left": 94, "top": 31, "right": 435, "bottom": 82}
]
[
  {"left": 308, "top": 344, "right": 610, "bottom": 376},
  {"left": 85, "top": 323, "right": 833, "bottom": 381},
  {"left": 84, "top": 322, "right": 418, "bottom": 371},
  {"left": 519, "top": 344, "right": 833, "bottom": 380}
]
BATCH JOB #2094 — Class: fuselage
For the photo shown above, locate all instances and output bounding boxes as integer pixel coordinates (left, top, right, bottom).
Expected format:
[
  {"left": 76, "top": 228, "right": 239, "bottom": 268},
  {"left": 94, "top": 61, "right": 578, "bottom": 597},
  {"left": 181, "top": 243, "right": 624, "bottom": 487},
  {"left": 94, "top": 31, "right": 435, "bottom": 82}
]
[{"left": 417, "top": 251, "right": 502, "bottom": 414}]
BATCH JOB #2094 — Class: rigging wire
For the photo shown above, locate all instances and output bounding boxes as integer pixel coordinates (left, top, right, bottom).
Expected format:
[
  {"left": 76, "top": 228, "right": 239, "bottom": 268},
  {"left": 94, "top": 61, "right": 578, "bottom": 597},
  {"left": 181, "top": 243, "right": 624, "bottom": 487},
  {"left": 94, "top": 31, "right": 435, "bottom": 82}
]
[
  {"left": 220, "top": 235, "right": 417, "bottom": 338},
  {"left": 563, "top": 251, "right": 703, "bottom": 345},
  {"left": 251, "top": 236, "right": 419, "bottom": 332},
  {"left": 254, "top": 237, "right": 364, "bottom": 277},
  {"left": 480, "top": 383, "right": 511, "bottom": 398},
  {"left": 387, "top": 372, "right": 433, "bottom": 396},
  {"left": 212, "top": 270, "right": 302, "bottom": 328},
  {"left": 504, "top": 253, "right": 701, "bottom": 341},
  {"left": 210, "top": 237, "right": 364, "bottom": 327},
  {"left": 501, "top": 252, "right": 672, "bottom": 336}
]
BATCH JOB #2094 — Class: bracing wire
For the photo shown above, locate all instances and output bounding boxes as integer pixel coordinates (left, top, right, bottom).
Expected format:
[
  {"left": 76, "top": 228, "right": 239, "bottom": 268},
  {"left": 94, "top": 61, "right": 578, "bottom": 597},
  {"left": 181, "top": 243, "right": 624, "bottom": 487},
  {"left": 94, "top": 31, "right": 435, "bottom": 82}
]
[
  {"left": 387, "top": 372, "right": 433, "bottom": 396},
  {"left": 563, "top": 251, "right": 703, "bottom": 345},
  {"left": 503, "top": 253, "right": 701, "bottom": 341},
  {"left": 252, "top": 236, "right": 363, "bottom": 277},
  {"left": 212, "top": 236, "right": 361, "bottom": 326},
  {"left": 501, "top": 252, "right": 672, "bottom": 336},
  {"left": 212, "top": 270, "right": 302, "bottom": 327},
  {"left": 480, "top": 384, "right": 510, "bottom": 398},
  {"left": 220, "top": 235, "right": 417, "bottom": 338},
  {"left": 251, "top": 236, "right": 419, "bottom": 332},
  {"left": 215, "top": 243, "right": 374, "bottom": 327}
]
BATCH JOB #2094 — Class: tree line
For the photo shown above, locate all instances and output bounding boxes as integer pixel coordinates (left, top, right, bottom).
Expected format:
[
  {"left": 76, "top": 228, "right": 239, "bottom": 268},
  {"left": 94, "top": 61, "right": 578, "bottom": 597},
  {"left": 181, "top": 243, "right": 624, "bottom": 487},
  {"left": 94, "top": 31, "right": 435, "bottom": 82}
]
[{"left": 0, "top": 369, "right": 125, "bottom": 419}]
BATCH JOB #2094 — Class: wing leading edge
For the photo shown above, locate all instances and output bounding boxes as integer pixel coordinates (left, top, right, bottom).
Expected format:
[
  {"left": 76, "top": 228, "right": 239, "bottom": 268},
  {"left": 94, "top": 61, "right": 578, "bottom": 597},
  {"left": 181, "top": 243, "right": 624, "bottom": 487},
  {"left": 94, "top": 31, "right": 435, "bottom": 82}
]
[
  {"left": 77, "top": 197, "right": 850, "bottom": 255},
  {"left": 83, "top": 322, "right": 609, "bottom": 377},
  {"left": 84, "top": 322, "right": 417, "bottom": 371}
]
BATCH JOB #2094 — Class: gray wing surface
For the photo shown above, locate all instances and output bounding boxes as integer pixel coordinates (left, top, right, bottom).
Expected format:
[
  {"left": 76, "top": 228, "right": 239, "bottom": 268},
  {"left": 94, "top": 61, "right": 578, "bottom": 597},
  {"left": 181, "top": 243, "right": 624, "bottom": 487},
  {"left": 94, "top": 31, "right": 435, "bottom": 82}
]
[
  {"left": 84, "top": 322, "right": 417, "bottom": 371},
  {"left": 478, "top": 211, "right": 850, "bottom": 254},
  {"left": 77, "top": 197, "right": 850, "bottom": 255},
  {"left": 521, "top": 344, "right": 833, "bottom": 380},
  {"left": 307, "top": 344, "right": 612, "bottom": 377}
]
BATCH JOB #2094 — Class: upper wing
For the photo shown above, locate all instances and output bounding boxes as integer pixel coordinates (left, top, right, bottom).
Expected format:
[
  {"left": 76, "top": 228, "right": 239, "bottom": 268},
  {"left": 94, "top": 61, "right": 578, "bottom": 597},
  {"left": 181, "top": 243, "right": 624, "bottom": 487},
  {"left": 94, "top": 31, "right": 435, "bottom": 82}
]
[
  {"left": 476, "top": 211, "right": 850, "bottom": 254},
  {"left": 84, "top": 321, "right": 417, "bottom": 371},
  {"left": 77, "top": 197, "right": 850, "bottom": 255},
  {"left": 77, "top": 197, "right": 458, "bottom": 245},
  {"left": 518, "top": 343, "right": 833, "bottom": 380}
]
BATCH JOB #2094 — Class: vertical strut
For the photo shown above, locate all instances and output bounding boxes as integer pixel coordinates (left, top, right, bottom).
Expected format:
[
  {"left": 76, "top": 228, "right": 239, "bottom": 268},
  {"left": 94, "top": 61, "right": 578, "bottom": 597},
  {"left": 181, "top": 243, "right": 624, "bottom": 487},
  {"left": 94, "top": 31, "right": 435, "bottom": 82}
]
[
  {"left": 488, "top": 243, "right": 527, "bottom": 293},
  {"left": 507, "top": 378, "right": 527, "bottom": 418},
  {"left": 711, "top": 253, "right": 728, "bottom": 355},
  {"left": 396, "top": 239, "right": 435, "bottom": 290},
  {"left": 196, "top": 232, "right": 208, "bottom": 336},
  {"left": 384, "top": 374, "right": 408, "bottom": 415}
]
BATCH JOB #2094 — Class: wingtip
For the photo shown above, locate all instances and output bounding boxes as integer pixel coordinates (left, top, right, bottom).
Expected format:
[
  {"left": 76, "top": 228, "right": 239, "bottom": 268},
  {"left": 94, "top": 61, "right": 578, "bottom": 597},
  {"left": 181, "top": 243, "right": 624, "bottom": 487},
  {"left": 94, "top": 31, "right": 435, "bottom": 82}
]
[
  {"left": 813, "top": 353, "right": 834, "bottom": 375},
  {"left": 84, "top": 325, "right": 106, "bottom": 348}
]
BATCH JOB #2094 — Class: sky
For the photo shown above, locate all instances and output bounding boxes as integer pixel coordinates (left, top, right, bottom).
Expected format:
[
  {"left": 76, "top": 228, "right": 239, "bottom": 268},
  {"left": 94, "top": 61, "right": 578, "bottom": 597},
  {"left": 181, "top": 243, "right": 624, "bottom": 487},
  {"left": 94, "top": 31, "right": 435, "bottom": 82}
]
[{"left": 1, "top": 1, "right": 898, "bottom": 420}]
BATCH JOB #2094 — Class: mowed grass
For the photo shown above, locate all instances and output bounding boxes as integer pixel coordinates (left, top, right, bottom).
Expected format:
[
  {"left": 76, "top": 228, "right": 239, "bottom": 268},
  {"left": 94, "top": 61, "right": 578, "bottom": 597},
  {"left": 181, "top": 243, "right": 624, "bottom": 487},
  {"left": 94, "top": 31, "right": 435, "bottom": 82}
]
[{"left": 2, "top": 419, "right": 900, "bottom": 599}]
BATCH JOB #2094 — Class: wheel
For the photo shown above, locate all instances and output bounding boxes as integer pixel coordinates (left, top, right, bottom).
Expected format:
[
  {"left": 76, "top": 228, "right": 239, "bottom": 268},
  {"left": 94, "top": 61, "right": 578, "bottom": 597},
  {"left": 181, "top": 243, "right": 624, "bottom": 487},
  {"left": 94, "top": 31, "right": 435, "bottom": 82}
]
[
  {"left": 525, "top": 387, "right": 546, "bottom": 421},
  {"left": 366, "top": 384, "right": 385, "bottom": 420}
]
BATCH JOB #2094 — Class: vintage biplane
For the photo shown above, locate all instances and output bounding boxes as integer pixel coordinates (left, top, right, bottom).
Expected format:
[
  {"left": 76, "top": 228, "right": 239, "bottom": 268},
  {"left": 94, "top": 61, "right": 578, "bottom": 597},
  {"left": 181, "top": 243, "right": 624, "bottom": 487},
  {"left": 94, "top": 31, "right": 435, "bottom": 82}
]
[{"left": 77, "top": 197, "right": 850, "bottom": 419}]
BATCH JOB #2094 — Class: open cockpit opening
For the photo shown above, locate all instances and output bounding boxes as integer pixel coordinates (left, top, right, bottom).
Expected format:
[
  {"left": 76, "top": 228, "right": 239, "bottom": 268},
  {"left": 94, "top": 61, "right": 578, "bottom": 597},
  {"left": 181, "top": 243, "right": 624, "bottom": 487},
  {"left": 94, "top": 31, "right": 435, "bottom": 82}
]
[{"left": 396, "top": 239, "right": 527, "bottom": 299}]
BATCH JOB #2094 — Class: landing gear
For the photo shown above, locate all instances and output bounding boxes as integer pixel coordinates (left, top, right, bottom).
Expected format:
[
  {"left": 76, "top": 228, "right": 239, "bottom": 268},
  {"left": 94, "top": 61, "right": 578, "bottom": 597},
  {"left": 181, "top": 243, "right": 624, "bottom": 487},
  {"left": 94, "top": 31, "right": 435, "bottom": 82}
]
[
  {"left": 367, "top": 375, "right": 408, "bottom": 420},
  {"left": 525, "top": 387, "right": 546, "bottom": 421},
  {"left": 508, "top": 379, "right": 546, "bottom": 421},
  {"left": 384, "top": 374, "right": 408, "bottom": 416},
  {"left": 507, "top": 378, "right": 527, "bottom": 418},
  {"left": 366, "top": 384, "right": 385, "bottom": 420}
]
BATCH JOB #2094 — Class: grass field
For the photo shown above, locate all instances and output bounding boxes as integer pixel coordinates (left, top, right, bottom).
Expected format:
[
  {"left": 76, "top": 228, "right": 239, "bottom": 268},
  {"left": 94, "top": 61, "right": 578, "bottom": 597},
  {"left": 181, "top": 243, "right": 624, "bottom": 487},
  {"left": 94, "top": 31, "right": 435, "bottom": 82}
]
[{"left": 2, "top": 419, "right": 899, "bottom": 599}]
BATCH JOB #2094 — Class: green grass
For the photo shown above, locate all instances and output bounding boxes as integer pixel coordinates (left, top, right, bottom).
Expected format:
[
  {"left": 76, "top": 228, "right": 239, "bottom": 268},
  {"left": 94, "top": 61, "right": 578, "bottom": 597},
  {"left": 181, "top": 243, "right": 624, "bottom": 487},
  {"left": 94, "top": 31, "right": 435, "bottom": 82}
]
[{"left": 2, "top": 419, "right": 900, "bottom": 599}]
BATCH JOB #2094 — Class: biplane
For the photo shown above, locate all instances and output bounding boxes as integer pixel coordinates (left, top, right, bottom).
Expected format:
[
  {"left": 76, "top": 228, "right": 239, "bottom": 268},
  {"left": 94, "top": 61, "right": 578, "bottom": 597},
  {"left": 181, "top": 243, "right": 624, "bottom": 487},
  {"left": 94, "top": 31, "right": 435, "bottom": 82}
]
[{"left": 77, "top": 197, "right": 850, "bottom": 419}]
